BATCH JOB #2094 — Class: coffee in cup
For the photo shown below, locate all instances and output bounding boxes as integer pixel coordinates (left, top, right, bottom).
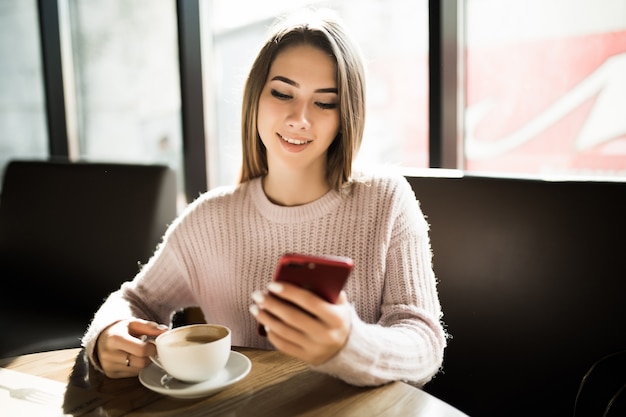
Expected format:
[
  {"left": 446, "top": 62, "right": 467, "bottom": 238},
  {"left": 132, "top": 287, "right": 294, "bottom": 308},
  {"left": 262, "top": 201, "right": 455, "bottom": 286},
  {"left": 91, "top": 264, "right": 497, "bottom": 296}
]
[{"left": 148, "top": 323, "right": 231, "bottom": 383}]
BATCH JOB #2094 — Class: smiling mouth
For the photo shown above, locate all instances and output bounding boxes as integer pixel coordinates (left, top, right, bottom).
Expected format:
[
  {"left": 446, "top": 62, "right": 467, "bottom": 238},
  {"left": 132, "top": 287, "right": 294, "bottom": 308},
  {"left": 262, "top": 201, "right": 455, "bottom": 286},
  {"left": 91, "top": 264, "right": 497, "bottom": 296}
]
[{"left": 279, "top": 133, "right": 312, "bottom": 145}]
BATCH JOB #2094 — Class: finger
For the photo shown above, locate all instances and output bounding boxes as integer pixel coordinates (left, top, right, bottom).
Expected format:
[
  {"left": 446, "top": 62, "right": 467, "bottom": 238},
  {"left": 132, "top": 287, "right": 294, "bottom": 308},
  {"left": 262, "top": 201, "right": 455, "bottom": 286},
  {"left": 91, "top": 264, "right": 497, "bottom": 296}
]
[
  {"left": 98, "top": 320, "right": 164, "bottom": 376},
  {"left": 267, "top": 283, "right": 346, "bottom": 328},
  {"left": 104, "top": 352, "right": 139, "bottom": 378},
  {"left": 125, "top": 320, "right": 168, "bottom": 357},
  {"left": 104, "top": 346, "right": 154, "bottom": 378},
  {"left": 99, "top": 349, "right": 139, "bottom": 378},
  {"left": 101, "top": 318, "right": 165, "bottom": 341},
  {"left": 268, "top": 291, "right": 351, "bottom": 347},
  {"left": 122, "top": 350, "right": 152, "bottom": 371},
  {"left": 260, "top": 292, "right": 320, "bottom": 334},
  {"left": 266, "top": 282, "right": 324, "bottom": 318},
  {"left": 252, "top": 296, "right": 350, "bottom": 365},
  {"left": 265, "top": 317, "right": 337, "bottom": 365},
  {"left": 336, "top": 290, "right": 348, "bottom": 305},
  {"left": 128, "top": 319, "right": 169, "bottom": 338},
  {"left": 266, "top": 325, "right": 307, "bottom": 357},
  {"left": 316, "top": 292, "right": 352, "bottom": 329},
  {"left": 253, "top": 302, "right": 309, "bottom": 340}
]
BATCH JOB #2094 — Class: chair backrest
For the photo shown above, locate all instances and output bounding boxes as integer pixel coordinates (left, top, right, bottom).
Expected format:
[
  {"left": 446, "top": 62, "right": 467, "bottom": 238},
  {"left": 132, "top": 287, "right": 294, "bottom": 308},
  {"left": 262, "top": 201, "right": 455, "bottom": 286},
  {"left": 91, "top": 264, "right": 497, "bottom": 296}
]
[
  {"left": 0, "top": 160, "right": 177, "bottom": 315},
  {"left": 573, "top": 349, "right": 626, "bottom": 417},
  {"left": 406, "top": 173, "right": 626, "bottom": 417}
]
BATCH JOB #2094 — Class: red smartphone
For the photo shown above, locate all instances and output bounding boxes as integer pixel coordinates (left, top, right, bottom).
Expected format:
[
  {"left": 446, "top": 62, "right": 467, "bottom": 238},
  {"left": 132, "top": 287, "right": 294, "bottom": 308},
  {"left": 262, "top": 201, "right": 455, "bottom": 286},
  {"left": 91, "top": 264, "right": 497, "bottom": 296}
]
[{"left": 258, "top": 253, "right": 354, "bottom": 336}]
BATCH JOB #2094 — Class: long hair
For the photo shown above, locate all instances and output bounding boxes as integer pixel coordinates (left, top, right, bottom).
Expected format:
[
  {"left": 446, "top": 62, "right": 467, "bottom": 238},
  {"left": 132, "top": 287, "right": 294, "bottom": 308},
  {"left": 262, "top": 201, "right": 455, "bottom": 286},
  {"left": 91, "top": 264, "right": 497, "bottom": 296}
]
[{"left": 238, "top": 9, "right": 366, "bottom": 191}]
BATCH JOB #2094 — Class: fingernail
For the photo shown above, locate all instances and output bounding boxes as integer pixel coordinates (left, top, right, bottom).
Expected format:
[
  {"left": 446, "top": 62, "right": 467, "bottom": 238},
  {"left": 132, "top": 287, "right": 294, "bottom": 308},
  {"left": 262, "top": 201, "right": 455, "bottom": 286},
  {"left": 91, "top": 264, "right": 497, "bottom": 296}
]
[
  {"left": 267, "top": 282, "right": 283, "bottom": 293},
  {"left": 249, "top": 304, "right": 259, "bottom": 317},
  {"left": 251, "top": 290, "right": 265, "bottom": 304},
  {"left": 156, "top": 324, "right": 169, "bottom": 330}
]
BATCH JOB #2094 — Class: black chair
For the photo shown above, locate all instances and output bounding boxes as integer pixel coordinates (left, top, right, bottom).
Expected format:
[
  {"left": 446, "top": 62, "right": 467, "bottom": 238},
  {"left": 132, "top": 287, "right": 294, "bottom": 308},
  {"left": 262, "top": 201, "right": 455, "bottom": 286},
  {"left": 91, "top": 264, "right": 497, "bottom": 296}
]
[
  {"left": 0, "top": 159, "right": 177, "bottom": 358},
  {"left": 573, "top": 350, "right": 626, "bottom": 417},
  {"left": 406, "top": 173, "right": 626, "bottom": 417}
]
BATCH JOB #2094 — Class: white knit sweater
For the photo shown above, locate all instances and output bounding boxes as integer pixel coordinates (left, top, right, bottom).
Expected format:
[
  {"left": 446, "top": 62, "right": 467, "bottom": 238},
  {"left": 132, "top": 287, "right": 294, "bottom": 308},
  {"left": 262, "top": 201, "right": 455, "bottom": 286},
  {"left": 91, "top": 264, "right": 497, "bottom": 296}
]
[{"left": 82, "top": 171, "right": 446, "bottom": 387}]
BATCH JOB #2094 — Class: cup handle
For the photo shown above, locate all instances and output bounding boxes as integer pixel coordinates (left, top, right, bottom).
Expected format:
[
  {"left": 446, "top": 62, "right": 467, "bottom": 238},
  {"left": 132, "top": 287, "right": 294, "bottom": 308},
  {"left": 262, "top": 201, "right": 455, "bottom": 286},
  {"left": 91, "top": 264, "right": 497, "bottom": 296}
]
[{"left": 142, "top": 335, "right": 165, "bottom": 371}]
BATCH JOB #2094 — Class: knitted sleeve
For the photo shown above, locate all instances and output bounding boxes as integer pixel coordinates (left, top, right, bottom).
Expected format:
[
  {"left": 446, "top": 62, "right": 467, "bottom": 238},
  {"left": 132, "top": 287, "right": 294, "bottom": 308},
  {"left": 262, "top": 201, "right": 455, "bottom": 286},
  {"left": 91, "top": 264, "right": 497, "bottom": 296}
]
[
  {"left": 80, "top": 202, "right": 203, "bottom": 371},
  {"left": 311, "top": 176, "right": 447, "bottom": 387}
]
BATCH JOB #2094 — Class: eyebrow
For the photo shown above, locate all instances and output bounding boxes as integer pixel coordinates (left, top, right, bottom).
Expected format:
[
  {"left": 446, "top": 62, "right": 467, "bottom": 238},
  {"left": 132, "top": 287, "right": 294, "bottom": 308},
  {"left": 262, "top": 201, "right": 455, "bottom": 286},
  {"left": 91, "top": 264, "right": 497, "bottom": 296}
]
[{"left": 271, "top": 75, "right": 338, "bottom": 94}]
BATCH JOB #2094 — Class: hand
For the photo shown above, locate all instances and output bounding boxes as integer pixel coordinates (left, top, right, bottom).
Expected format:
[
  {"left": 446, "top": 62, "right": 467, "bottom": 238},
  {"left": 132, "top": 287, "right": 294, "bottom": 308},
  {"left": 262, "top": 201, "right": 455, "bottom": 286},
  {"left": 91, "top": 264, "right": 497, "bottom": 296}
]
[
  {"left": 250, "top": 282, "right": 352, "bottom": 365},
  {"left": 95, "top": 319, "right": 169, "bottom": 378}
]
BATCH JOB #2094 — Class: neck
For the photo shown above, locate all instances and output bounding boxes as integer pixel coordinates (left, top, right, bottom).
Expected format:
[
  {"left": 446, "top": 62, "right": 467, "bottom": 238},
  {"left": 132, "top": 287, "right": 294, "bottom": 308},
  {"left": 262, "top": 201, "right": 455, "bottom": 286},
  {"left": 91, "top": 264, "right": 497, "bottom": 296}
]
[{"left": 262, "top": 171, "right": 330, "bottom": 206}]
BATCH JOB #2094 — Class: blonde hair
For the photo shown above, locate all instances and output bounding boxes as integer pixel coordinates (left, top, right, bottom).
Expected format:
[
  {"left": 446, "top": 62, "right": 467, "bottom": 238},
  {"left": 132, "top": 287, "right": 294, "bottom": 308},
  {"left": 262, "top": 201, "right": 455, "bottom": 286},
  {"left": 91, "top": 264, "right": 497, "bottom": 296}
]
[{"left": 238, "top": 9, "right": 366, "bottom": 191}]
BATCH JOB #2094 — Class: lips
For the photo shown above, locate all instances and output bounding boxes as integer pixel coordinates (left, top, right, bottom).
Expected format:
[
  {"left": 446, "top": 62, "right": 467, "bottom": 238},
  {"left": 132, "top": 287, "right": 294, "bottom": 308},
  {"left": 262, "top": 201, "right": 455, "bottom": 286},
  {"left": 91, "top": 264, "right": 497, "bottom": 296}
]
[{"left": 278, "top": 133, "right": 312, "bottom": 145}]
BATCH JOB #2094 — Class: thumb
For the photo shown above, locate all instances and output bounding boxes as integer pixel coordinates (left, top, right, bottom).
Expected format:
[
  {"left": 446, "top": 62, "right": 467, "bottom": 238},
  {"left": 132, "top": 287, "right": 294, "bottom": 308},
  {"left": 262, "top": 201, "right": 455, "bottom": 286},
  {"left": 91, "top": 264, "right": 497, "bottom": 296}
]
[
  {"left": 336, "top": 290, "right": 349, "bottom": 305},
  {"left": 128, "top": 319, "right": 169, "bottom": 338}
]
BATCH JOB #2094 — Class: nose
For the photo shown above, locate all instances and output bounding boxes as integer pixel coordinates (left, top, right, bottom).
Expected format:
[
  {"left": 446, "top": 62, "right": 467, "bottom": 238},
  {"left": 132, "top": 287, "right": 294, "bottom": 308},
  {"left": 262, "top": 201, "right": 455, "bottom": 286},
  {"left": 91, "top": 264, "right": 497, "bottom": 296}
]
[{"left": 286, "top": 101, "right": 311, "bottom": 130}]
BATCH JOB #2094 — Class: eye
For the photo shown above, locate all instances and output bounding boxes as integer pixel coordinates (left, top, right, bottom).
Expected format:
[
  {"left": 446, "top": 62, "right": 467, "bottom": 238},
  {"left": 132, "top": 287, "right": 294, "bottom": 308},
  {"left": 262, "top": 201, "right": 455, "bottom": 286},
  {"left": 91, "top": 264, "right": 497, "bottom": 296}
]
[
  {"left": 270, "top": 89, "right": 291, "bottom": 100},
  {"left": 316, "top": 101, "right": 338, "bottom": 110}
]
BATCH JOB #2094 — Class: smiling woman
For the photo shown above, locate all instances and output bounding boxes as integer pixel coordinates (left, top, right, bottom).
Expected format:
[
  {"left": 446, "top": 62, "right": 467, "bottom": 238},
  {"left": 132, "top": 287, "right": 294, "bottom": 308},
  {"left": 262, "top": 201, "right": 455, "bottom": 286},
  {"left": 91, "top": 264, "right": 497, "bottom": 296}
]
[{"left": 81, "top": 7, "right": 446, "bottom": 390}]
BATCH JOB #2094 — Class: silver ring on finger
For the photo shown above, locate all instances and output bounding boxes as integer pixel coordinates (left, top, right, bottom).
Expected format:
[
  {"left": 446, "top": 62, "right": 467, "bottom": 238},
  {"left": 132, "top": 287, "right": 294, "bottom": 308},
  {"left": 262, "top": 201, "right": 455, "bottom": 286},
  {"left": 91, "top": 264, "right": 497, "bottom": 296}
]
[{"left": 125, "top": 354, "right": 131, "bottom": 367}]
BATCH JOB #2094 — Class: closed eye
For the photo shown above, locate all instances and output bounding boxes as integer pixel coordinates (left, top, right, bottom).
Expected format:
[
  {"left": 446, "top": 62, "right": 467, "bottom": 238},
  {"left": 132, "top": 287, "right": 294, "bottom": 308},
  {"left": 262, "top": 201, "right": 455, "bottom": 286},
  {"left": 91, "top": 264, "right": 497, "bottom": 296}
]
[
  {"left": 316, "top": 102, "right": 337, "bottom": 110},
  {"left": 271, "top": 89, "right": 291, "bottom": 100},
  {"left": 271, "top": 88, "right": 337, "bottom": 110}
]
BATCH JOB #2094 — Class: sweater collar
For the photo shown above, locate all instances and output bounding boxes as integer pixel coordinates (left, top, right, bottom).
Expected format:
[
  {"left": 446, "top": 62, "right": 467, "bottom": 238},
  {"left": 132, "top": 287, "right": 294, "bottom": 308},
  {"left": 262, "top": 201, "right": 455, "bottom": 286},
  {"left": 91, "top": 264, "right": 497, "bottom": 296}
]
[{"left": 249, "top": 177, "right": 342, "bottom": 223}]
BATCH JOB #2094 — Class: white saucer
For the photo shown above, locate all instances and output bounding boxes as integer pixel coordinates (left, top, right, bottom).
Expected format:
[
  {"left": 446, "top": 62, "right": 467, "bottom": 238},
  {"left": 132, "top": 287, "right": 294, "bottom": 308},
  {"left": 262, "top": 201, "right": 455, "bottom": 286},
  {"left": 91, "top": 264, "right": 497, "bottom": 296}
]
[{"left": 139, "top": 351, "right": 252, "bottom": 399}]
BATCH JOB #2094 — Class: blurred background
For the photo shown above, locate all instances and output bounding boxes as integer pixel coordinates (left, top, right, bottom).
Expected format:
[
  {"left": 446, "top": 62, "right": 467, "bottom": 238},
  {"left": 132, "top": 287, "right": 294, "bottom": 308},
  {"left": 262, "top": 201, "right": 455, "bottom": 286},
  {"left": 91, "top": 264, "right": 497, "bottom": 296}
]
[{"left": 2, "top": 0, "right": 625, "bottom": 205}]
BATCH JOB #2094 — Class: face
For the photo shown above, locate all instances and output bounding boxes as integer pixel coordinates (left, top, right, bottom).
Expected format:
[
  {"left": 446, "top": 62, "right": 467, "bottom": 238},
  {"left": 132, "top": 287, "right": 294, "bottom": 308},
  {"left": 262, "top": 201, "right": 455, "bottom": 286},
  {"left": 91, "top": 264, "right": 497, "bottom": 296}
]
[{"left": 257, "top": 43, "right": 340, "bottom": 178}]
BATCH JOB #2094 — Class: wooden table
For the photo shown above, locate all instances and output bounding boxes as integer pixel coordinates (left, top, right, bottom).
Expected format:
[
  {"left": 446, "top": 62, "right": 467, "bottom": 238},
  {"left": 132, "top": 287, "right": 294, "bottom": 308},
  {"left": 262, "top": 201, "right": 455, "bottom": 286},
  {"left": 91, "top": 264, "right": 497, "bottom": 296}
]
[{"left": 1, "top": 347, "right": 468, "bottom": 416}]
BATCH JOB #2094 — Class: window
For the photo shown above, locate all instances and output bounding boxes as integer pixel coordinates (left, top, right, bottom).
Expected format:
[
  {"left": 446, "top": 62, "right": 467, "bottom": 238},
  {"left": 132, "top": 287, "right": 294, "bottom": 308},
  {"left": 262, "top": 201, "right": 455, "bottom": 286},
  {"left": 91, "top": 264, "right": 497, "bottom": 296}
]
[
  {"left": 206, "top": 0, "right": 429, "bottom": 187},
  {"left": 0, "top": 0, "right": 47, "bottom": 189},
  {"left": 5, "top": 0, "right": 623, "bottom": 199},
  {"left": 465, "top": 0, "right": 626, "bottom": 178},
  {"left": 67, "top": 0, "right": 185, "bottom": 190}
]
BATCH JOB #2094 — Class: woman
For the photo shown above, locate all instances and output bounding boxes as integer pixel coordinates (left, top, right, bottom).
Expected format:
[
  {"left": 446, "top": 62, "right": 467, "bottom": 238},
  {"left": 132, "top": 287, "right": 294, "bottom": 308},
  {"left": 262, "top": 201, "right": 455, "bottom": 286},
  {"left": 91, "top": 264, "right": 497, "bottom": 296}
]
[{"left": 82, "top": 8, "right": 446, "bottom": 387}]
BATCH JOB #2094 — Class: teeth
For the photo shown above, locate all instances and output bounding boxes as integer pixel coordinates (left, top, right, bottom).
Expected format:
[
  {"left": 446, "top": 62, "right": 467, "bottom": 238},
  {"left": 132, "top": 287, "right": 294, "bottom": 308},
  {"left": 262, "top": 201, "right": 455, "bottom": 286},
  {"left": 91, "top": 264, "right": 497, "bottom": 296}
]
[{"left": 281, "top": 134, "right": 309, "bottom": 145}]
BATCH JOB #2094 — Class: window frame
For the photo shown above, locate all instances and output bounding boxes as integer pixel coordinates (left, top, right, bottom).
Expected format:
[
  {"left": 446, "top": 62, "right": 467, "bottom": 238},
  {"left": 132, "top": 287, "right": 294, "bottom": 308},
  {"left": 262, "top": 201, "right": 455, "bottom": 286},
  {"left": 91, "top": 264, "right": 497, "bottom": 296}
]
[{"left": 36, "top": 0, "right": 464, "bottom": 198}]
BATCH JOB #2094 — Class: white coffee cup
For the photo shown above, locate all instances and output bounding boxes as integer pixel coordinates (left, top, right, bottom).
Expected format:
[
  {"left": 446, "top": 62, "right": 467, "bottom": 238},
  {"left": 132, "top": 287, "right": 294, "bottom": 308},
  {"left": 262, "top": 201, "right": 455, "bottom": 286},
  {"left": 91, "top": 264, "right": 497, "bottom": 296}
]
[{"left": 148, "top": 324, "right": 231, "bottom": 383}]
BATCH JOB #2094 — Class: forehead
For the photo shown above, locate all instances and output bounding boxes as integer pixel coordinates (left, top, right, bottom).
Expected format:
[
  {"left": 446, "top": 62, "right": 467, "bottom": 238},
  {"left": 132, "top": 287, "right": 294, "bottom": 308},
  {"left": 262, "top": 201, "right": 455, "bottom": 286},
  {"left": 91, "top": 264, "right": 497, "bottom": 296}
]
[{"left": 268, "top": 44, "right": 337, "bottom": 86}]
